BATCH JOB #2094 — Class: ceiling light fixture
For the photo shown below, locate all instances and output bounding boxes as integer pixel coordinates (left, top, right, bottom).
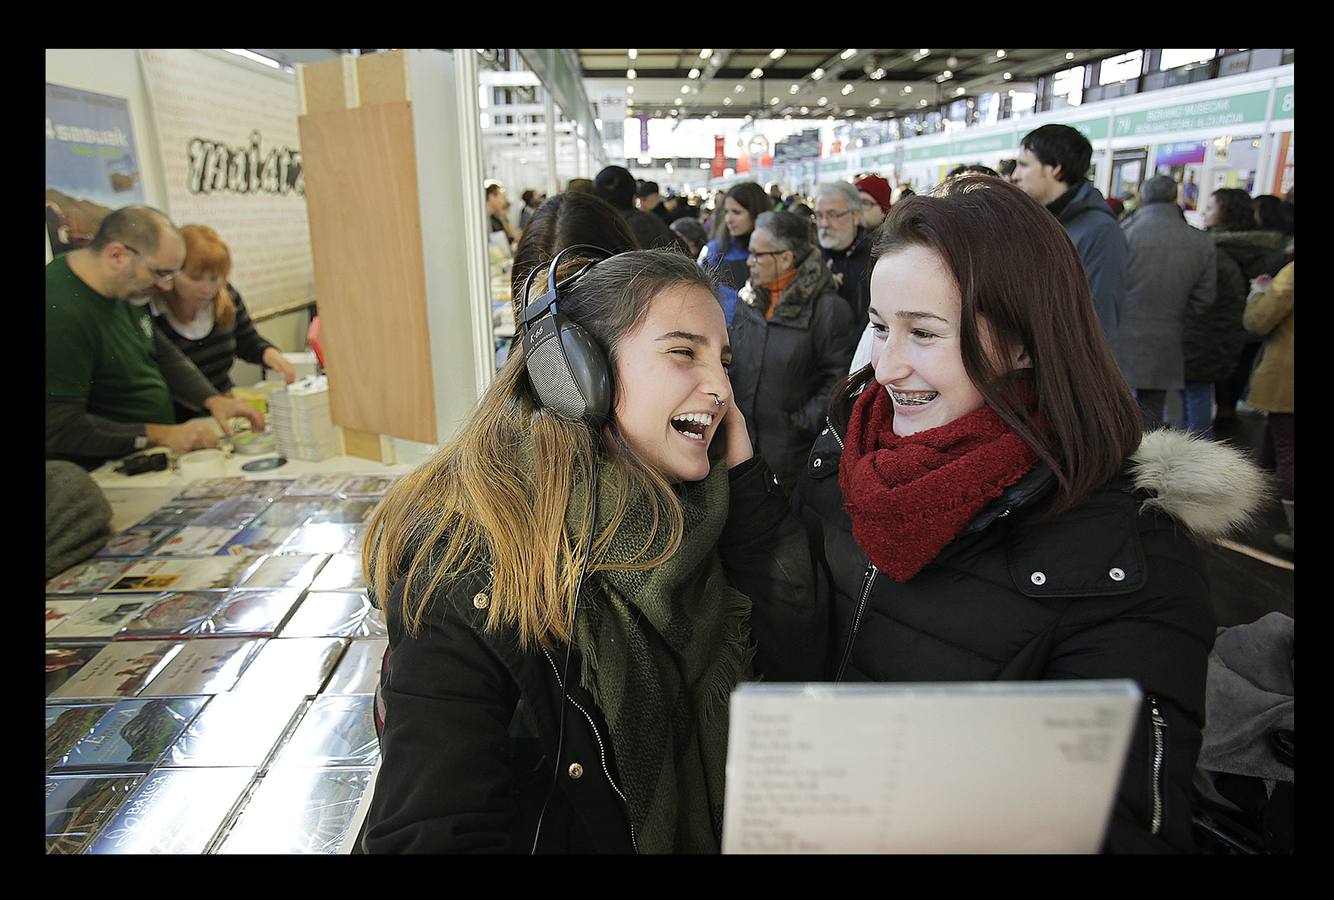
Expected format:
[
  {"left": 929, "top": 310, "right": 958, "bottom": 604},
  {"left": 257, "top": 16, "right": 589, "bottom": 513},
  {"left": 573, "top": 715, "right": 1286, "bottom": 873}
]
[
  {"left": 790, "top": 84, "right": 799, "bottom": 94},
  {"left": 700, "top": 48, "right": 712, "bottom": 59},
  {"left": 903, "top": 85, "right": 913, "bottom": 93},
  {"left": 800, "top": 106, "right": 809, "bottom": 113},
  {"left": 955, "top": 87, "right": 966, "bottom": 96},
  {"left": 920, "top": 98, "right": 929, "bottom": 106},
  {"left": 749, "top": 67, "right": 764, "bottom": 79},
  {"left": 996, "top": 49, "right": 1006, "bottom": 59},
  {"left": 946, "top": 56, "right": 959, "bottom": 68},
  {"left": 817, "top": 96, "right": 828, "bottom": 105},
  {"left": 869, "top": 98, "right": 880, "bottom": 106},
  {"left": 1003, "top": 72, "right": 1012, "bottom": 80},
  {"left": 674, "top": 97, "right": 683, "bottom": 105},
  {"left": 626, "top": 85, "right": 634, "bottom": 94},
  {"left": 688, "top": 68, "right": 700, "bottom": 79},
  {"left": 627, "top": 68, "right": 636, "bottom": 79},
  {"left": 681, "top": 85, "right": 690, "bottom": 93},
  {"left": 811, "top": 67, "right": 825, "bottom": 80},
  {"left": 770, "top": 97, "right": 780, "bottom": 105},
  {"left": 870, "top": 68, "right": 886, "bottom": 79},
  {"left": 628, "top": 49, "right": 638, "bottom": 60},
  {"left": 841, "top": 49, "right": 857, "bottom": 60},
  {"left": 1065, "top": 52, "right": 1075, "bottom": 60},
  {"left": 735, "top": 84, "right": 745, "bottom": 93},
  {"left": 770, "top": 49, "right": 786, "bottom": 60},
  {"left": 723, "top": 96, "right": 732, "bottom": 105},
  {"left": 841, "top": 84, "right": 854, "bottom": 95}
]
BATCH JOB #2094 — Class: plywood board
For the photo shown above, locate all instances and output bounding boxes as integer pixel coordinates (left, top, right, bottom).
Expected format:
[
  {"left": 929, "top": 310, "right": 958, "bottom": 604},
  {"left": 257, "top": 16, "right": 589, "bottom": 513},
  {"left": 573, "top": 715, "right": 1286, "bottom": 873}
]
[
  {"left": 357, "top": 51, "right": 409, "bottom": 106},
  {"left": 298, "top": 102, "right": 437, "bottom": 444}
]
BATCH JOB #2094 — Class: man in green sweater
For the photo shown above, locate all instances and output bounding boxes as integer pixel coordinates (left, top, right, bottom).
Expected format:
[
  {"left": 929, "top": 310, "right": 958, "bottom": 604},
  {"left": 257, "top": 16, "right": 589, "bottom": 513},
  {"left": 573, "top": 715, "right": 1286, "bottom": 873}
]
[{"left": 46, "top": 205, "right": 265, "bottom": 468}]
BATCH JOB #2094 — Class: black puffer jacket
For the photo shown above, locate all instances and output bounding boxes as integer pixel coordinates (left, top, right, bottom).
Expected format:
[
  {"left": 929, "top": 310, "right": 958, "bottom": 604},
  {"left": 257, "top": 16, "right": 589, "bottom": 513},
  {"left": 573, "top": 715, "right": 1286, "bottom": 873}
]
[
  {"left": 792, "top": 426, "right": 1268, "bottom": 853},
  {"left": 359, "top": 457, "right": 825, "bottom": 853},
  {"left": 1209, "top": 230, "right": 1291, "bottom": 351},
  {"left": 729, "top": 248, "right": 856, "bottom": 489},
  {"left": 820, "top": 227, "right": 873, "bottom": 327}
]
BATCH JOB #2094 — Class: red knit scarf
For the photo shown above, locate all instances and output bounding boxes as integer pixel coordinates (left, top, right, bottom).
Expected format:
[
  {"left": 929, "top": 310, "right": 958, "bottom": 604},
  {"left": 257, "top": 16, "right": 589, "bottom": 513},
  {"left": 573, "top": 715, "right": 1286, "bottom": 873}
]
[{"left": 837, "top": 383, "right": 1041, "bottom": 582}]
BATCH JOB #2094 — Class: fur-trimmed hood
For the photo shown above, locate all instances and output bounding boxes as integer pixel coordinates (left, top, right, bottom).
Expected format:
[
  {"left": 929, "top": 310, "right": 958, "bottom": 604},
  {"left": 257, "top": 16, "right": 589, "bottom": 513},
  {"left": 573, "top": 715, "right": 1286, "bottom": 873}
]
[
  {"left": 1129, "top": 428, "right": 1270, "bottom": 540},
  {"left": 737, "top": 246, "right": 836, "bottom": 320}
]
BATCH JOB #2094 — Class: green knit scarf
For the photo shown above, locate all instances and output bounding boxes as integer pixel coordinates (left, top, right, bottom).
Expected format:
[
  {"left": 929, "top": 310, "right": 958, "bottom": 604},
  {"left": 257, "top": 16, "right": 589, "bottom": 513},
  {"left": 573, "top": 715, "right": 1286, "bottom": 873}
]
[{"left": 564, "top": 458, "right": 753, "bottom": 854}]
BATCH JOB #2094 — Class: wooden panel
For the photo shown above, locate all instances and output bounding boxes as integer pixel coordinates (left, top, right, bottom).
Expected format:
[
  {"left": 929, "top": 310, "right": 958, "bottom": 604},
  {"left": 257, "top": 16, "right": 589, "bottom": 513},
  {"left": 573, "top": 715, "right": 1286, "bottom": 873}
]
[
  {"left": 300, "top": 58, "right": 348, "bottom": 114},
  {"left": 298, "top": 102, "right": 437, "bottom": 444},
  {"left": 342, "top": 426, "right": 387, "bottom": 463},
  {"left": 357, "top": 51, "right": 409, "bottom": 106}
]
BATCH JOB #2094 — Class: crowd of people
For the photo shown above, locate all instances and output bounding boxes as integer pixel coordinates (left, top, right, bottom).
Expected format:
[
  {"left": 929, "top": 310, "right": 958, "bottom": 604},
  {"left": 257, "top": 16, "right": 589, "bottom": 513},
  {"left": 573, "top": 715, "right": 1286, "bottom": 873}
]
[{"left": 354, "top": 130, "right": 1291, "bottom": 852}]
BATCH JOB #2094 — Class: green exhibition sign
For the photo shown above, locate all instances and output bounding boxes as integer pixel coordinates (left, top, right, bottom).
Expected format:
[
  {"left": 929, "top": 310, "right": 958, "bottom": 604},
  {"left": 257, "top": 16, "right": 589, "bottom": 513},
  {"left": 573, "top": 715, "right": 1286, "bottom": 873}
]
[
  {"left": 1113, "top": 90, "right": 1271, "bottom": 138},
  {"left": 819, "top": 159, "right": 849, "bottom": 173},
  {"left": 1070, "top": 119, "right": 1110, "bottom": 141},
  {"left": 1275, "top": 86, "right": 1294, "bottom": 119},
  {"left": 905, "top": 143, "right": 950, "bottom": 162},
  {"left": 952, "top": 133, "right": 1015, "bottom": 156}
]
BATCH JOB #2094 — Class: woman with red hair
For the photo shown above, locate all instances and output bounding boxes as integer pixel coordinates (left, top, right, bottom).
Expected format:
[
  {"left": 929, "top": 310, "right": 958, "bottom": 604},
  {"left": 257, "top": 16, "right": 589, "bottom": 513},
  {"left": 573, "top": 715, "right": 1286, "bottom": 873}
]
[{"left": 149, "top": 225, "right": 296, "bottom": 422}]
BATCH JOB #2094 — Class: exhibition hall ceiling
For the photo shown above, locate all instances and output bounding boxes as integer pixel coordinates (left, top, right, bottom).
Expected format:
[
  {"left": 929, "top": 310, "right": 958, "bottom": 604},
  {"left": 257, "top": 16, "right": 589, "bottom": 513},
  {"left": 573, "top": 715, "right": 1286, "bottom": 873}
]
[{"left": 576, "top": 48, "right": 1134, "bottom": 119}]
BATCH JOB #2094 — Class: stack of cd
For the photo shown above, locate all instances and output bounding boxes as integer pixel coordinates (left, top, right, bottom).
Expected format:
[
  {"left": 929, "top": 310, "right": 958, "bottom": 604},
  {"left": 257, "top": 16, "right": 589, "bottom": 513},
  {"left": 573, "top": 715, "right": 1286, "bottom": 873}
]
[{"left": 267, "top": 376, "right": 338, "bottom": 461}]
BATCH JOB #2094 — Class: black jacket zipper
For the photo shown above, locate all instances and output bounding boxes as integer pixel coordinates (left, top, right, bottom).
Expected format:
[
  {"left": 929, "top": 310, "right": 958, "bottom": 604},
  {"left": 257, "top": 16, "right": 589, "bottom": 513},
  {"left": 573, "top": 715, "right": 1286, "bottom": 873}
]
[
  {"left": 835, "top": 563, "right": 877, "bottom": 681},
  {"left": 541, "top": 649, "right": 638, "bottom": 853},
  {"left": 1148, "top": 695, "right": 1168, "bottom": 836}
]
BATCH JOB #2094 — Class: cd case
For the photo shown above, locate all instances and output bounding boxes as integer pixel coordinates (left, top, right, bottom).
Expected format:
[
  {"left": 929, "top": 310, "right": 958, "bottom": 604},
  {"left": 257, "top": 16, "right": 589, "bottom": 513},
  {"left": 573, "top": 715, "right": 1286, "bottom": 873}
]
[
  {"left": 153, "top": 526, "right": 244, "bottom": 557},
  {"left": 278, "top": 523, "right": 359, "bottom": 555},
  {"left": 50, "top": 696, "right": 208, "bottom": 770},
  {"left": 46, "top": 596, "right": 159, "bottom": 641},
  {"left": 45, "top": 598, "right": 92, "bottom": 635},
  {"left": 96, "top": 525, "right": 179, "bottom": 558},
  {"left": 216, "top": 525, "right": 297, "bottom": 557},
  {"left": 280, "top": 591, "right": 385, "bottom": 638},
  {"left": 104, "top": 555, "right": 259, "bottom": 593},
  {"left": 84, "top": 766, "right": 256, "bottom": 854},
  {"left": 47, "top": 559, "right": 134, "bottom": 595},
  {"left": 173, "top": 477, "right": 245, "bottom": 501},
  {"left": 230, "top": 636, "right": 347, "bottom": 698},
  {"left": 321, "top": 638, "right": 387, "bottom": 695},
  {"left": 138, "top": 637, "right": 265, "bottom": 696},
  {"left": 198, "top": 588, "right": 305, "bottom": 636},
  {"left": 48, "top": 640, "right": 184, "bottom": 699},
  {"left": 190, "top": 497, "right": 272, "bottom": 529},
  {"left": 338, "top": 475, "right": 396, "bottom": 497},
  {"left": 268, "top": 693, "right": 380, "bottom": 768},
  {"left": 46, "top": 773, "right": 144, "bottom": 855},
  {"left": 217, "top": 767, "right": 374, "bottom": 854},
  {"left": 46, "top": 644, "right": 107, "bottom": 697},
  {"left": 238, "top": 553, "right": 329, "bottom": 590},
  {"left": 114, "top": 591, "right": 229, "bottom": 639},
  {"left": 283, "top": 473, "right": 351, "bottom": 497},
  {"left": 165, "top": 692, "right": 306, "bottom": 768},
  {"left": 308, "top": 553, "right": 366, "bottom": 591},
  {"left": 135, "top": 501, "right": 216, "bottom": 528},
  {"left": 306, "top": 498, "right": 378, "bottom": 525},
  {"left": 252, "top": 498, "right": 325, "bottom": 528},
  {"left": 46, "top": 702, "right": 116, "bottom": 770},
  {"left": 229, "top": 478, "right": 295, "bottom": 501}
]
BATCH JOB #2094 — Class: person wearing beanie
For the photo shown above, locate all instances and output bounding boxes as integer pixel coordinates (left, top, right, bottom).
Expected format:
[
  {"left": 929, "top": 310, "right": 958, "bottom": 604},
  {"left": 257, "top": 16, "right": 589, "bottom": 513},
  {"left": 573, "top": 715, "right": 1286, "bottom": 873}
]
[
  {"left": 593, "top": 166, "right": 675, "bottom": 249},
  {"left": 854, "top": 174, "right": 892, "bottom": 232}
]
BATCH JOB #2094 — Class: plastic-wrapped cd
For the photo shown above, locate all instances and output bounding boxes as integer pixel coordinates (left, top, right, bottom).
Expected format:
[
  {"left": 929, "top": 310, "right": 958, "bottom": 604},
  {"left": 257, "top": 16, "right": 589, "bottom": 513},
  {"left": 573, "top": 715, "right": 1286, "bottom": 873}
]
[
  {"left": 48, "top": 641, "right": 184, "bottom": 700},
  {"left": 153, "top": 526, "right": 243, "bottom": 557},
  {"left": 322, "top": 638, "right": 387, "bottom": 695},
  {"left": 191, "top": 497, "right": 272, "bottom": 529},
  {"left": 47, "top": 559, "right": 134, "bottom": 595},
  {"left": 229, "top": 478, "right": 295, "bottom": 500},
  {"left": 230, "top": 637, "right": 347, "bottom": 698},
  {"left": 172, "top": 477, "right": 244, "bottom": 502},
  {"left": 308, "top": 553, "right": 366, "bottom": 591},
  {"left": 138, "top": 637, "right": 264, "bottom": 696},
  {"left": 216, "top": 525, "right": 296, "bottom": 557},
  {"left": 237, "top": 553, "right": 329, "bottom": 590},
  {"left": 103, "top": 555, "right": 261, "bottom": 593},
  {"left": 46, "top": 702, "right": 115, "bottom": 769},
  {"left": 46, "top": 596, "right": 160, "bottom": 641},
  {"left": 95, "top": 525, "right": 179, "bottom": 558},
  {"left": 85, "top": 766, "right": 256, "bottom": 854},
  {"left": 199, "top": 588, "right": 304, "bottom": 636},
  {"left": 46, "top": 644, "right": 107, "bottom": 697},
  {"left": 115, "top": 591, "right": 229, "bottom": 639},
  {"left": 216, "top": 767, "right": 374, "bottom": 854},
  {"left": 268, "top": 693, "right": 379, "bottom": 768},
  {"left": 46, "top": 774, "right": 143, "bottom": 854},
  {"left": 51, "top": 696, "right": 207, "bottom": 770},
  {"left": 165, "top": 691, "right": 305, "bottom": 767},
  {"left": 280, "top": 591, "right": 385, "bottom": 638},
  {"left": 337, "top": 475, "right": 397, "bottom": 497},
  {"left": 45, "top": 598, "right": 92, "bottom": 635},
  {"left": 306, "top": 498, "right": 378, "bottom": 525},
  {"left": 278, "top": 523, "right": 358, "bottom": 555},
  {"left": 135, "top": 502, "right": 215, "bottom": 528},
  {"left": 282, "top": 473, "right": 351, "bottom": 498}
]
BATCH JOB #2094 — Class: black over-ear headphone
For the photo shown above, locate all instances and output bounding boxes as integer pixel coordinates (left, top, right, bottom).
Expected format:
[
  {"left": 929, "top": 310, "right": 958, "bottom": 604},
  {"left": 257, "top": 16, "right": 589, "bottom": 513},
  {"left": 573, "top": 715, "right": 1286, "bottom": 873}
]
[{"left": 518, "top": 244, "right": 614, "bottom": 426}]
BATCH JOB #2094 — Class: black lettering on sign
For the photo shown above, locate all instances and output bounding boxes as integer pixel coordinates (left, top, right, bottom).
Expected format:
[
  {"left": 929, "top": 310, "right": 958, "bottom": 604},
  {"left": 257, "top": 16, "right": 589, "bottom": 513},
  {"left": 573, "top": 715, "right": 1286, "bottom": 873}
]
[{"left": 186, "top": 131, "right": 304, "bottom": 197}]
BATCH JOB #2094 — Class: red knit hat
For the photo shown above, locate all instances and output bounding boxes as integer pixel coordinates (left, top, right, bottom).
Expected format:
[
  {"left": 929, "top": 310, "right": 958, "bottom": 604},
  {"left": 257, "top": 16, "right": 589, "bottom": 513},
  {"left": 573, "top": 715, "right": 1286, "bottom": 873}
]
[{"left": 855, "top": 174, "right": 892, "bottom": 212}]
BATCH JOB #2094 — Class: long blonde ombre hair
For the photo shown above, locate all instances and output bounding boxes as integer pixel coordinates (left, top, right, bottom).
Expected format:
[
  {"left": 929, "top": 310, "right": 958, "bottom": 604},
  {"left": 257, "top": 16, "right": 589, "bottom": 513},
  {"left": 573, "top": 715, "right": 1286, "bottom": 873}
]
[{"left": 363, "top": 250, "right": 720, "bottom": 649}]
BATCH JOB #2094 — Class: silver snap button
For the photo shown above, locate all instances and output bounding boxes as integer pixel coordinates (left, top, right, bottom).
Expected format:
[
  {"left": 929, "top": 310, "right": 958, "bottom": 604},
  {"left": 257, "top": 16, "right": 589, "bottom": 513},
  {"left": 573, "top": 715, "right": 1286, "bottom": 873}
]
[
  {"left": 567, "top": 762, "right": 584, "bottom": 780},
  {"left": 1030, "top": 571, "right": 1046, "bottom": 586},
  {"left": 472, "top": 592, "right": 489, "bottom": 609},
  {"left": 813, "top": 458, "right": 823, "bottom": 468},
  {"left": 1109, "top": 568, "right": 1125, "bottom": 582}
]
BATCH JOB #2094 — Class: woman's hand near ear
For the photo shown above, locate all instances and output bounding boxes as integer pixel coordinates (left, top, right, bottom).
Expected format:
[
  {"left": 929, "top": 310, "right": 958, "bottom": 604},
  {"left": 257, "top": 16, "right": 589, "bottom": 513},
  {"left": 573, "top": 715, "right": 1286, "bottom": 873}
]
[{"left": 719, "top": 401, "right": 754, "bottom": 469}]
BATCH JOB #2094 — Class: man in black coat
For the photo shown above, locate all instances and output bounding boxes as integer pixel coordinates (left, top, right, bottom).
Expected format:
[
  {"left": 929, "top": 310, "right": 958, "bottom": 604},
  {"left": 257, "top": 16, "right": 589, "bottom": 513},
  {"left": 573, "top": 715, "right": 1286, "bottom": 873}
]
[
  {"left": 814, "top": 181, "right": 873, "bottom": 329},
  {"left": 594, "top": 166, "right": 675, "bottom": 249}
]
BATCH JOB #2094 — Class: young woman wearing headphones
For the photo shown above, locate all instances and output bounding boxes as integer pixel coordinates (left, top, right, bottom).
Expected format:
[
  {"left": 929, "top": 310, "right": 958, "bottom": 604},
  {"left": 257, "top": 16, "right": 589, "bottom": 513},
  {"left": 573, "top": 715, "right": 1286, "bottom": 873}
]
[{"left": 357, "top": 248, "right": 824, "bottom": 853}]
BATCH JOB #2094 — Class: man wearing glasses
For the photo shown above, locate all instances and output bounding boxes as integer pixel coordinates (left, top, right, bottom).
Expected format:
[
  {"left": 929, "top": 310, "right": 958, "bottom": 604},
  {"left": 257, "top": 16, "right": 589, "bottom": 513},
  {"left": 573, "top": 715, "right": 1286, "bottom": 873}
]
[
  {"left": 46, "top": 205, "right": 265, "bottom": 468},
  {"left": 814, "top": 181, "right": 873, "bottom": 329}
]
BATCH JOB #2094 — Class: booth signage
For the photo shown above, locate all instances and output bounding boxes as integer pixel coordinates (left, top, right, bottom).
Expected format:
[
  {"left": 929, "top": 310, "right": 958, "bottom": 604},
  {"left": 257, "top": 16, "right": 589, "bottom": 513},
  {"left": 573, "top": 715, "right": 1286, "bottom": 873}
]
[{"left": 1113, "top": 90, "right": 1271, "bottom": 137}]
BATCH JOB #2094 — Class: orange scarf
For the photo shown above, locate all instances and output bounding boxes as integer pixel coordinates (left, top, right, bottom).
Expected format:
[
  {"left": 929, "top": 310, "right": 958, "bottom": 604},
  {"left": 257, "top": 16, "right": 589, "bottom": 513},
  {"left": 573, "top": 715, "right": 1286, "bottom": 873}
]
[{"left": 763, "top": 269, "right": 799, "bottom": 320}]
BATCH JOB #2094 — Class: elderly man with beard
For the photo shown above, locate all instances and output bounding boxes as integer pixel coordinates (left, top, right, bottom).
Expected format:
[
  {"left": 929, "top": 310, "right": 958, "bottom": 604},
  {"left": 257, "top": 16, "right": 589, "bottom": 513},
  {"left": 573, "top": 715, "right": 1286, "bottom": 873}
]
[{"left": 815, "top": 180, "right": 873, "bottom": 329}]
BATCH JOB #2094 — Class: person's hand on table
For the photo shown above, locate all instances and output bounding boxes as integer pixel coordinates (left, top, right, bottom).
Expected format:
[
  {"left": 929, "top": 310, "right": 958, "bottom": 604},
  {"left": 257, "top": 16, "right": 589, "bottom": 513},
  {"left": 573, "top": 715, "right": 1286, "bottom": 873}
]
[
  {"left": 144, "top": 421, "right": 221, "bottom": 455},
  {"left": 204, "top": 395, "right": 266, "bottom": 434},
  {"left": 262, "top": 347, "right": 297, "bottom": 384}
]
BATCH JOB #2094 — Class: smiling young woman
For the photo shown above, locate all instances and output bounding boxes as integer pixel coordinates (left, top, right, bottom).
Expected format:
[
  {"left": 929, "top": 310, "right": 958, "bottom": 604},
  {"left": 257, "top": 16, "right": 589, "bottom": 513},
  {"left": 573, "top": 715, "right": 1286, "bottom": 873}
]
[
  {"left": 358, "top": 249, "right": 824, "bottom": 854},
  {"left": 793, "top": 175, "right": 1268, "bottom": 852}
]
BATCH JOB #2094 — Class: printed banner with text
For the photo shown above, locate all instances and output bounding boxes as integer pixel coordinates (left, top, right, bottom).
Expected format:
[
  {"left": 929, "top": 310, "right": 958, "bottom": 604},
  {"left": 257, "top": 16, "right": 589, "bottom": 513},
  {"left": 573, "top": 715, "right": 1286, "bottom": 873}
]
[{"left": 139, "top": 49, "right": 313, "bottom": 315}]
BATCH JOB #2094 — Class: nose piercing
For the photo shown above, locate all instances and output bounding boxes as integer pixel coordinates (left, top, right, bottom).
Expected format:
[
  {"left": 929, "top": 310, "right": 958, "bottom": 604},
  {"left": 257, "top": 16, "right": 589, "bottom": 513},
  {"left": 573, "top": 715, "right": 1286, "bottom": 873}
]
[{"left": 711, "top": 393, "right": 723, "bottom": 407}]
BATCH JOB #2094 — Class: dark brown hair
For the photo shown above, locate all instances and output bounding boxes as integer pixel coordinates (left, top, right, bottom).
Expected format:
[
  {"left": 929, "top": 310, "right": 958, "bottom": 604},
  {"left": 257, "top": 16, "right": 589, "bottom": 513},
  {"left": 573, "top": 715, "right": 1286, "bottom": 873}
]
[
  {"left": 709, "top": 181, "right": 773, "bottom": 250},
  {"left": 511, "top": 191, "right": 639, "bottom": 316},
  {"left": 831, "top": 175, "right": 1141, "bottom": 516},
  {"left": 1210, "top": 188, "right": 1255, "bottom": 233}
]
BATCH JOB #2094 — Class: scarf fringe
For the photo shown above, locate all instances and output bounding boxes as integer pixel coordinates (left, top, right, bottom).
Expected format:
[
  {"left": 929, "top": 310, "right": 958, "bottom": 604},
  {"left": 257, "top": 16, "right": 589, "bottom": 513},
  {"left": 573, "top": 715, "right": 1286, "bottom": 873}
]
[{"left": 698, "top": 587, "right": 755, "bottom": 727}]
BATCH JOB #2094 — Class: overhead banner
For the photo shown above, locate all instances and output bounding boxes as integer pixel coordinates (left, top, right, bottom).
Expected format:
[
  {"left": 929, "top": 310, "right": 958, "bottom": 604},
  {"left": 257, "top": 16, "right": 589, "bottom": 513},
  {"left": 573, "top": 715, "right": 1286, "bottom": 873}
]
[
  {"left": 139, "top": 49, "right": 313, "bottom": 316},
  {"left": 45, "top": 83, "right": 146, "bottom": 254}
]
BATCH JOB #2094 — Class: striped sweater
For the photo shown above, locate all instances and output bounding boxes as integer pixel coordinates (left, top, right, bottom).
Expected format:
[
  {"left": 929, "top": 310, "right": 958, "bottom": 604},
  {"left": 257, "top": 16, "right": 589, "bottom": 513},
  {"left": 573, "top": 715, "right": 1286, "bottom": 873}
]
[{"left": 151, "top": 284, "right": 275, "bottom": 423}]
